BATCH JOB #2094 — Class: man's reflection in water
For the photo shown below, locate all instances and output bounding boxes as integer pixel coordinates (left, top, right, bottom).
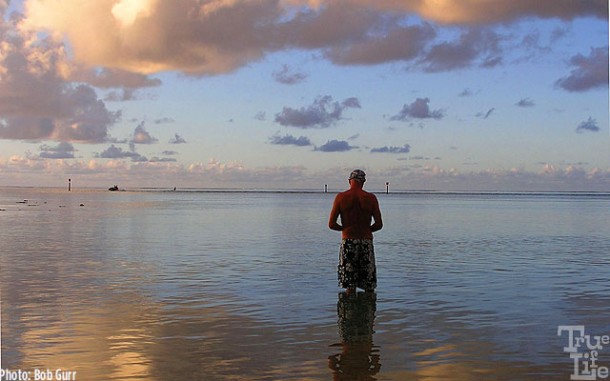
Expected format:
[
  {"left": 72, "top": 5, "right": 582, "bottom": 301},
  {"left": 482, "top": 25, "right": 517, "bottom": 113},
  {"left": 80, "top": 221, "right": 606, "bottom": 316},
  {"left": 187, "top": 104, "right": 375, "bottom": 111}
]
[{"left": 328, "top": 291, "right": 380, "bottom": 381}]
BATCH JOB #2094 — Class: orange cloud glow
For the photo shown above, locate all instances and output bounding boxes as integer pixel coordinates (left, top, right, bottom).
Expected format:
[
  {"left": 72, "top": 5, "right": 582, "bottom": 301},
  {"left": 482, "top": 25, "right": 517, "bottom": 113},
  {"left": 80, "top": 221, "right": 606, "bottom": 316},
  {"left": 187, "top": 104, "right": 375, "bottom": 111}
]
[{"left": 20, "top": 0, "right": 606, "bottom": 76}]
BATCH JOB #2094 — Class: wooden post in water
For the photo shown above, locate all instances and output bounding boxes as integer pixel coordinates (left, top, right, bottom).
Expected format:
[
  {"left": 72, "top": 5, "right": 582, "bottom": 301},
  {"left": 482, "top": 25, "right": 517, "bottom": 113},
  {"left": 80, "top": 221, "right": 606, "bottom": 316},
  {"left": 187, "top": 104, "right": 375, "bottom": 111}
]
[{"left": 68, "top": 178, "right": 72, "bottom": 191}]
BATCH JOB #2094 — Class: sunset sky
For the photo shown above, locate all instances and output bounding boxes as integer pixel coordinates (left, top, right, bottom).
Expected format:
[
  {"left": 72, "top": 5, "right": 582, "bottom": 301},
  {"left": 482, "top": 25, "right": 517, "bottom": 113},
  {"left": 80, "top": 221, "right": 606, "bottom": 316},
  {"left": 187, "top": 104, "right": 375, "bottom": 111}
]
[{"left": 0, "top": 0, "right": 608, "bottom": 191}]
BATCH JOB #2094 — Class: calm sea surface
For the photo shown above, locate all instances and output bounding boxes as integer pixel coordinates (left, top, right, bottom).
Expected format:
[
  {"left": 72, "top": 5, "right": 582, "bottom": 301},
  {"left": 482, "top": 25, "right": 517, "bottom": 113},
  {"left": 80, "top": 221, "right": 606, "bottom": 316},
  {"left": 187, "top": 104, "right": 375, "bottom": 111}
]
[{"left": 1, "top": 187, "right": 610, "bottom": 380}]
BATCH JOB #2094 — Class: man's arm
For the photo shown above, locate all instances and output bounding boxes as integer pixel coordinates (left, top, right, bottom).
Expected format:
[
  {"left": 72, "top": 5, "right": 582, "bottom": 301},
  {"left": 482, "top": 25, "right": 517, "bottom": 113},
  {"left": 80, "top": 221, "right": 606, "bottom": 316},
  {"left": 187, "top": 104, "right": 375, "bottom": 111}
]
[
  {"left": 328, "top": 195, "right": 343, "bottom": 231},
  {"left": 370, "top": 195, "right": 383, "bottom": 232}
]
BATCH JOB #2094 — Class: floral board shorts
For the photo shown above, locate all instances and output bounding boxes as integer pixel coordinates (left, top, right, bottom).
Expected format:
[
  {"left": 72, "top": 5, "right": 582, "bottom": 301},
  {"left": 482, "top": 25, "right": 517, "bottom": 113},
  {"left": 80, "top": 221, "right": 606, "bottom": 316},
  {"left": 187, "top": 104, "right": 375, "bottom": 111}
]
[{"left": 338, "top": 239, "right": 377, "bottom": 291}]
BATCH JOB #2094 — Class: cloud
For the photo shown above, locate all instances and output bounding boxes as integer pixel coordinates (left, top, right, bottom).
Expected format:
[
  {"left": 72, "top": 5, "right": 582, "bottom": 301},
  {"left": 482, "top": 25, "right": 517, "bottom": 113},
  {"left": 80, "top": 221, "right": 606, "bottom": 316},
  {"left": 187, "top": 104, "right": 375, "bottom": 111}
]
[
  {"left": 420, "top": 28, "right": 502, "bottom": 72},
  {"left": 274, "top": 96, "right": 361, "bottom": 128},
  {"left": 345, "top": 0, "right": 607, "bottom": 25},
  {"left": 39, "top": 142, "right": 75, "bottom": 159},
  {"left": 149, "top": 156, "right": 177, "bottom": 163},
  {"left": 459, "top": 88, "right": 474, "bottom": 97},
  {"left": 3, "top": 0, "right": 602, "bottom": 90},
  {"left": 4, "top": 152, "right": 610, "bottom": 191},
  {"left": 73, "top": 67, "right": 162, "bottom": 89},
  {"left": 480, "top": 56, "right": 502, "bottom": 68},
  {"left": 104, "top": 88, "right": 140, "bottom": 102},
  {"left": 21, "top": 0, "right": 281, "bottom": 76},
  {"left": 315, "top": 139, "right": 356, "bottom": 152},
  {"left": 269, "top": 134, "right": 312, "bottom": 146},
  {"left": 169, "top": 133, "right": 187, "bottom": 144},
  {"left": 550, "top": 27, "right": 569, "bottom": 43},
  {"left": 326, "top": 23, "right": 435, "bottom": 65},
  {"left": 516, "top": 98, "right": 535, "bottom": 107},
  {"left": 187, "top": 158, "right": 247, "bottom": 177},
  {"left": 409, "top": 156, "right": 430, "bottom": 160},
  {"left": 0, "top": 84, "right": 121, "bottom": 143},
  {"left": 391, "top": 98, "right": 444, "bottom": 121},
  {"left": 154, "top": 117, "right": 175, "bottom": 124},
  {"left": 556, "top": 47, "right": 609, "bottom": 92},
  {"left": 272, "top": 65, "right": 308, "bottom": 84},
  {"left": 370, "top": 144, "right": 411, "bottom": 154},
  {"left": 576, "top": 117, "right": 600, "bottom": 133},
  {"left": 0, "top": 16, "right": 120, "bottom": 143},
  {"left": 98, "top": 144, "right": 147, "bottom": 162},
  {"left": 476, "top": 108, "right": 495, "bottom": 119},
  {"left": 131, "top": 122, "right": 158, "bottom": 145}
]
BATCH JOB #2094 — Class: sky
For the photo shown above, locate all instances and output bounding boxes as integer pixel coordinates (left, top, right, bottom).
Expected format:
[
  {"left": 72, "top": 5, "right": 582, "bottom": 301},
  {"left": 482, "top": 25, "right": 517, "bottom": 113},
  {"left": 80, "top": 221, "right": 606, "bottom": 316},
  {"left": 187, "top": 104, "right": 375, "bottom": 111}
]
[{"left": 0, "top": 0, "right": 608, "bottom": 191}]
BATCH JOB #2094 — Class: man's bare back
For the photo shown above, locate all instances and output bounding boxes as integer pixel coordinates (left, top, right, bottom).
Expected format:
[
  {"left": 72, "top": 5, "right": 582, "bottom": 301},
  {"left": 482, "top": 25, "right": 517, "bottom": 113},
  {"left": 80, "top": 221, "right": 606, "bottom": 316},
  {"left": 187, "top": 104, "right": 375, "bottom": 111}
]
[{"left": 328, "top": 175, "right": 383, "bottom": 240}]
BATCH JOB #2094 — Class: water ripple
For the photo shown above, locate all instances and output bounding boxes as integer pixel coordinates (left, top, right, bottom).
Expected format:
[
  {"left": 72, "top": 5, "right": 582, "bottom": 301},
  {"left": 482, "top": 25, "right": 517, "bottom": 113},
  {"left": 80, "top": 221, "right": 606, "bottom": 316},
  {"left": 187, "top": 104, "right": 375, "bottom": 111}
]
[{"left": 2, "top": 189, "right": 610, "bottom": 380}]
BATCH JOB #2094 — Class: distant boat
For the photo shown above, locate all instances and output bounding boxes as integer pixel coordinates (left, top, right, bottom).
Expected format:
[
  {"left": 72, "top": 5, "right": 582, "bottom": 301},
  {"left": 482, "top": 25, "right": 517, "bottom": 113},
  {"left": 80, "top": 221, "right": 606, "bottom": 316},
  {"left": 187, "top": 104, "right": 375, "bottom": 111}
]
[{"left": 108, "top": 185, "right": 119, "bottom": 191}]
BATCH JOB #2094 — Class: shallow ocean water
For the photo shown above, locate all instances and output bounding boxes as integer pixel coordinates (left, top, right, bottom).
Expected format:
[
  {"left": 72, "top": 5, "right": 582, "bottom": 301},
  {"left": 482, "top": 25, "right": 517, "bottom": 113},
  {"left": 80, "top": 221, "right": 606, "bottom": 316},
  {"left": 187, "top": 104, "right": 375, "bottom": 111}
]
[{"left": 1, "top": 188, "right": 610, "bottom": 380}]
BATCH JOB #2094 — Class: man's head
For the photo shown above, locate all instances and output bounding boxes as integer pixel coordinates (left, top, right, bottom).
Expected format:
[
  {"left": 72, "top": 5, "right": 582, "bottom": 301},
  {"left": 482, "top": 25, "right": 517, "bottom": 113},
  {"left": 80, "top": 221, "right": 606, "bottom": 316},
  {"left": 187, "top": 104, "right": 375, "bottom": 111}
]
[{"left": 349, "top": 169, "right": 366, "bottom": 184}]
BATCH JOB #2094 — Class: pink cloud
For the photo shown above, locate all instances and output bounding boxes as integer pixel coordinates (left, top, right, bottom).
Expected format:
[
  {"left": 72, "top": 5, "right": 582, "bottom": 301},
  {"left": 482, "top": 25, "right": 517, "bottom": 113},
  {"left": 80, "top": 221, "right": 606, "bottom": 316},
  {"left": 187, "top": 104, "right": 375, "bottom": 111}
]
[
  {"left": 19, "top": 0, "right": 606, "bottom": 77},
  {"left": 0, "top": 15, "right": 120, "bottom": 142}
]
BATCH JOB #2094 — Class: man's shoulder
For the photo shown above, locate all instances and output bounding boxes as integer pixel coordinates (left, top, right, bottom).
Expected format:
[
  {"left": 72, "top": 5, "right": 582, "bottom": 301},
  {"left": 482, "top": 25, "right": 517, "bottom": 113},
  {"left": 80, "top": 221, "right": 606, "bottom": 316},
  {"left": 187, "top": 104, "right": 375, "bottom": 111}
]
[
  {"left": 359, "top": 190, "right": 379, "bottom": 206},
  {"left": 337, "top": 188, "right": 355, "bottom": 196},
  {"left": 333, "top": 190, "right": 350, "bottom": 203},
  {"left": 335, "top": 190, "right": 348, "bottom": 197},
  {"left": 336, "top": 188, "right": 376, "bottom": 198}
]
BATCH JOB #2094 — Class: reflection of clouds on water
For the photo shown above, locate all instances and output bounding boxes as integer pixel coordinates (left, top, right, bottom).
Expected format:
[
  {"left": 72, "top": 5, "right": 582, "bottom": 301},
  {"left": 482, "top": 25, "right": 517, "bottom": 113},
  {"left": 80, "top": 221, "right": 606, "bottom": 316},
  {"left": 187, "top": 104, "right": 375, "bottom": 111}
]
[
  {"left": 329, "top": 291, "right": 380, "bottom": 381},
  {"left": 3, "top": 189, "right": 610, "bottom": 380},
  {"left": 2, "top": 279, "right": 338, "bottom": 380},
  {"left": 3, "top": 299, "right": 158, "bottom": 380}
]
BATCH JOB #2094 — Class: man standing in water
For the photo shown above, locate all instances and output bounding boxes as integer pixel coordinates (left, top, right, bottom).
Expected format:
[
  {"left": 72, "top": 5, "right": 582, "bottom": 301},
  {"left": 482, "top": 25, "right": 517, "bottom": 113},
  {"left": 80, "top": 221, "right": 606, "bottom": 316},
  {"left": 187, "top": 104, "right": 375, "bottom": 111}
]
[{"left": 328, "top": 169, "right": 383, "bottom": 293}]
